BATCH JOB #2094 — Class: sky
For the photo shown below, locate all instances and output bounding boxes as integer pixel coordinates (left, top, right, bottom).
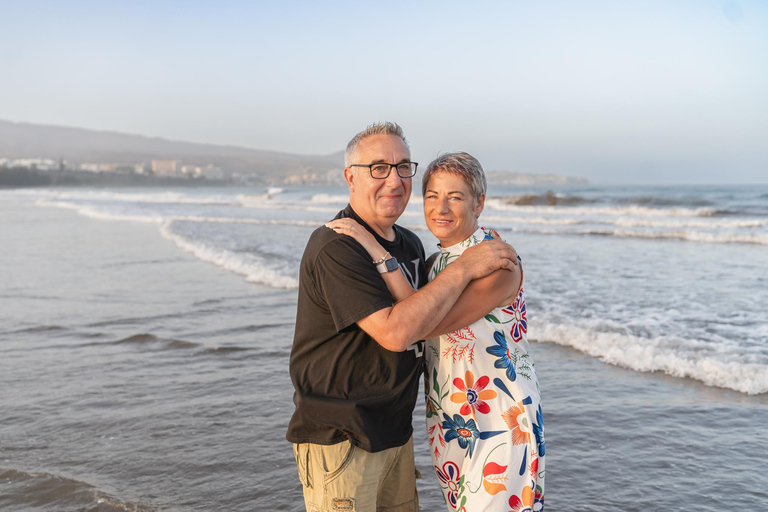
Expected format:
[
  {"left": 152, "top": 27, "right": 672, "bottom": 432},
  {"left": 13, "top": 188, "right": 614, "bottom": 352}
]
[{"left": 1, "top": 0, "right": 766, "bottom": 184}]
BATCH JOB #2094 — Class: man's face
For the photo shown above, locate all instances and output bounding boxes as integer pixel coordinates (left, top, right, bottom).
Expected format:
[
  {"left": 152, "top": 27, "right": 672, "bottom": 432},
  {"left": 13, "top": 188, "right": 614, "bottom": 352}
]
[{"left": 346, "top": 134, "right": 412, "bottom": 228}]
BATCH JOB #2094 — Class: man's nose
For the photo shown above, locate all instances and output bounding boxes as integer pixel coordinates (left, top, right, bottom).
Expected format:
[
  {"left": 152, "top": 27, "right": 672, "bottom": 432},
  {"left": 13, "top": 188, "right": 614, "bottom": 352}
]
[{"left": 384, "top": 167, "right": 405, "bottom": 187}]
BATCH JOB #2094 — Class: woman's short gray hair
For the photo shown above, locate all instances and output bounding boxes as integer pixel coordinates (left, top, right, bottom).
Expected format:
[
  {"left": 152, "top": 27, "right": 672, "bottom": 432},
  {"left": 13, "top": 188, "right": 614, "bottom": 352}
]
[
  {"left": 344, "top": 122, "right": 409, "bottom": 167},
  {"left": 422, "top": 152, "right": 487, "bottom": 203}
]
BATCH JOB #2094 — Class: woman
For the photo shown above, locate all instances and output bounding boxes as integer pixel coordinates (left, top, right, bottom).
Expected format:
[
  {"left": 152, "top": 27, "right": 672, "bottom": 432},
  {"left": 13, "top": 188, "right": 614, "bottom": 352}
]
[{"left": 327, "top": 153, "right": 544, "bottom": 512}]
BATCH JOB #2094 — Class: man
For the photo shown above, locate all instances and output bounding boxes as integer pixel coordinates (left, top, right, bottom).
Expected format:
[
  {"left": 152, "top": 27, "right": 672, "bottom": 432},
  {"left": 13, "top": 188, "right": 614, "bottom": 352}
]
[{"left": 287, "top": 122, "right": 517, "bottom": 512}]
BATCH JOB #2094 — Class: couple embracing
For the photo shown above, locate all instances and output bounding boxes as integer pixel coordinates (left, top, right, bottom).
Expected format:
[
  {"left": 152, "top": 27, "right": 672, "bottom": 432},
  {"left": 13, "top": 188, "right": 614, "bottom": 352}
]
[{"left": 287, "top": 122, "right": 544, "bottom": 512}]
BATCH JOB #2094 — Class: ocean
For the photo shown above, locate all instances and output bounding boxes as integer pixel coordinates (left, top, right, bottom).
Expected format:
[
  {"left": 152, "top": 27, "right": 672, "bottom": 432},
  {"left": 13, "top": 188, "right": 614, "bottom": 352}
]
[{"left": 1, "top": 184, "right": 767, "bottom": 511}]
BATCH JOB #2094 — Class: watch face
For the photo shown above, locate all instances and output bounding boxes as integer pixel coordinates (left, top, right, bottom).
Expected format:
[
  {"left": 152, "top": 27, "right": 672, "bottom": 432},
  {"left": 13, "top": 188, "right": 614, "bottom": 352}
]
[{"left": 384, "top": 258, "right": 399, "bottom": 272}]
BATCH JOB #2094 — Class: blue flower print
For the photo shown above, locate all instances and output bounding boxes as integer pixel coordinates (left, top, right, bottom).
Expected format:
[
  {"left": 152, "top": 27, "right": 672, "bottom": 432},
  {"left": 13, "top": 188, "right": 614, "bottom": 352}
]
[
  {"left": 486, "top": 331, "right": 517, "bottom": 382},
  {"left": 533, "top": 404, "right": 545, "bottom": 457},
  {"left": 442, "top": 413, "right": 504, "bottom": 459}
]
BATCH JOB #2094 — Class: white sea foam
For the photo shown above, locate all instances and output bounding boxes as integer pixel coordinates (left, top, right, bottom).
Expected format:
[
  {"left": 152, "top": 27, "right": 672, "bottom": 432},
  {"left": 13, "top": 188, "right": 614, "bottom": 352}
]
[
  {"left": 530, "top": 320, "right": 768, "bottom": 395},
  {"left": 484, "top": 199, "right": 717, "bottom": 218},
  {"left": 481, "top": 215, "right": 586, "bottom": 226},
  {"left": 309, "top": 194, "right": 350, "bottom": 204},
  {"left": 482, "top": 214, "right": 766, "bottom": 230},
  {"left": 36, "top": 200, "right": 324, "bottom": 228},
  {"left": 159, "top": 222, "right": 298, "bottom": 289},
  {"left": 24, "top": 189, "right": 235, "bottom": 205},
  {"left": 505, "top": 226, "right": 768, "bottom": 245},
  {"left": 237, "top": 195, "right": 338, "bottom": 213},
  {"left": 612, "top": 217, "right": 767, "bottom": 229},
  {"left": 173, "top": 216, "right": 321, "bottom": 227},
  {"left": 36, "top": 200, "right": 164, "bottom": 224}
]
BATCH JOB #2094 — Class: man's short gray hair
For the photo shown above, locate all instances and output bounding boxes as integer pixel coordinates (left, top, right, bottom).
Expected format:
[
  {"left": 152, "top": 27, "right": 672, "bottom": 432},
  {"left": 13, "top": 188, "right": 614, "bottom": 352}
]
[
  {"left": 344, "top": 122, "right": 409, "bottom": 167},
  {"left": 422, "top": 152, "right": 487, "bottom": 204}
]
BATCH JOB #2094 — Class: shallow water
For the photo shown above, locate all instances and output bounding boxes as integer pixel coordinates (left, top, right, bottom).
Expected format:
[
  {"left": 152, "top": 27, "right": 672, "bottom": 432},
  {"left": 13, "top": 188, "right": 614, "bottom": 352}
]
[{"left": 1, "top": 192, "right": 768, "bottom": 511}]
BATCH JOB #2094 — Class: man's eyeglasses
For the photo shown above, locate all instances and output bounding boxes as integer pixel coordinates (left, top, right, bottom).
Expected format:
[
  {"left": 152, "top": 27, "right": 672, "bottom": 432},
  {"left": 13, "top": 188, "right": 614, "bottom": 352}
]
[{"left": 349, "top": 162, "right": 418, "bottom": 179}]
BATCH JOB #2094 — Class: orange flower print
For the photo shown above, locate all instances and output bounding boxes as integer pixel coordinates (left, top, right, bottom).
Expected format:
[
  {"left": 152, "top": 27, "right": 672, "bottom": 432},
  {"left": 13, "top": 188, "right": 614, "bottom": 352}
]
[
  {"left": 450, "top": 370, "right": 497, "bottom": 418},
  {"left": 501, "top": 400, "right": 534, "bottom": 446}
]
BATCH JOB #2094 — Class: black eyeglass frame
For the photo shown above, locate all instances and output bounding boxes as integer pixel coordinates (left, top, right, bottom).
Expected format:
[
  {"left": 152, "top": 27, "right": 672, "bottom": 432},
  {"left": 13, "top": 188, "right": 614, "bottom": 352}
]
[{"left": 348, "top": 162, "right": 419, "bottom": 179}]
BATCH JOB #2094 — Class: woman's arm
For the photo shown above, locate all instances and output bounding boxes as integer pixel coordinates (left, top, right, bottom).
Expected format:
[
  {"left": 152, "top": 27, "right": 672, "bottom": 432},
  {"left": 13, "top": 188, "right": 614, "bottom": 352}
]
[
  {"left": 425, "top": 262, "right": 522, "bottom": 338},
  {"left": 325, "top": 219, "right": 417, "bottom": 302}
]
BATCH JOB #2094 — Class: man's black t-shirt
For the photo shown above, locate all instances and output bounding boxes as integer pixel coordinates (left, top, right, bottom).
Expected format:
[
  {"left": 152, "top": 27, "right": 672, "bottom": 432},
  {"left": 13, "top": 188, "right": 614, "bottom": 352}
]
[{"left": 286, "top": 205, "right": 428, "bottom": 452}]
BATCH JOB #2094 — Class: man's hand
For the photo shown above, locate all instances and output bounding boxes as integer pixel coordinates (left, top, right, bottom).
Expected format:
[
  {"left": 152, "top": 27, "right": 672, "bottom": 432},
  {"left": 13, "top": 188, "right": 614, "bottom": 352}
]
[{"left": 455, "top": 238, "right": 519, "bottom": 280}]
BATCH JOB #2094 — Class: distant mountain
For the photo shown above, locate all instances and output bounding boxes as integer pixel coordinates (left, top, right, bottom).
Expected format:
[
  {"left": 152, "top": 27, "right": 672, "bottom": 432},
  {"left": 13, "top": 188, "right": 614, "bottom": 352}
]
[{"left": 0, "top": 119, "right": 344, "bottom": 184}]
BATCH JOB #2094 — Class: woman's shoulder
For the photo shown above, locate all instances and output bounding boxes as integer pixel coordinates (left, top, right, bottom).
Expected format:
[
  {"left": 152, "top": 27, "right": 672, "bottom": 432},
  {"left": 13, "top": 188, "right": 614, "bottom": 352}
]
[{"left": 426, "top": 251, "right": 440, "bottom": 271}]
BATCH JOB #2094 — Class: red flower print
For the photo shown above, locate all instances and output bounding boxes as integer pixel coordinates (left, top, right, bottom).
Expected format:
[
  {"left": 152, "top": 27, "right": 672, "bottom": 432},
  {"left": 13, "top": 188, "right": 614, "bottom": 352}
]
[
  {"left": 434, "top": 461, "right": 464, "bottom": 509},
  {"left": 508, "top": 485, "right": 534, "bottom": 512},
  {"left": 502, "top": 289, "right": 527, "bottom": 342}
]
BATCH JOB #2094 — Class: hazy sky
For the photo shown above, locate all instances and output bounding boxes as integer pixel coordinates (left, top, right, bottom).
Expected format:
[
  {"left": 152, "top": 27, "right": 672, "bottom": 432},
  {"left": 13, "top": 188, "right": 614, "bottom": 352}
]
[{"left": 1, "top": 0, "right": 766, "bottom": 184}]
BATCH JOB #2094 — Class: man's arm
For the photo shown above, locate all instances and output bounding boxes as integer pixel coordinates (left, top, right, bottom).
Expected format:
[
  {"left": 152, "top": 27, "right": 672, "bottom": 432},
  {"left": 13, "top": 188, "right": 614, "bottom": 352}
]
[
  {"left": 356, "top": 239, "right": 518, "bottom": 351},
  {"left": 425, "top": 265, "right": 521, "bottom": 338}
]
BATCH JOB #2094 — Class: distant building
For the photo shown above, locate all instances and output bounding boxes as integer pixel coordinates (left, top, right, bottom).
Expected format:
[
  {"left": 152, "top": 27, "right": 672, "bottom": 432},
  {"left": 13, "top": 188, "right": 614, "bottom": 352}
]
[
  {"left": 11, "top": 158, "right": 57, "bottom": 171},
  {"left": 180, "top": 165, "right": 199, "bottom": 177},
  {"left": 0, "top": 158, "right": 10, "bottom": 168},
  {"left": 134, "top": 163, "right": 148, "bottom": 175},
  {"left": 200, "top": 164, "right": 225, "bottom": 180},
  {"left": 151, "top": 160, "right": 178, "bottom": 176},
  {"left": 79, "top": 163, "right": 123, "bottom": 173}
]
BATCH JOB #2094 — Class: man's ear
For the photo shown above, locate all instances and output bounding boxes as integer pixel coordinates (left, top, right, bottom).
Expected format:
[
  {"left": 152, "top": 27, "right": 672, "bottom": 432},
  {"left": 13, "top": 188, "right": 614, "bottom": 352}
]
[{"left": 344, "top": 167, "right": 355, "bottom": 191}]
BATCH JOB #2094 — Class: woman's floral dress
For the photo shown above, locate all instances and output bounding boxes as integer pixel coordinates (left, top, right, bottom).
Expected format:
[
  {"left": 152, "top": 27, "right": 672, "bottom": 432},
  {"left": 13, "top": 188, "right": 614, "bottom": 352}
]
[{"left": 425, "top": 228, "right": 545, "bottom": 512}]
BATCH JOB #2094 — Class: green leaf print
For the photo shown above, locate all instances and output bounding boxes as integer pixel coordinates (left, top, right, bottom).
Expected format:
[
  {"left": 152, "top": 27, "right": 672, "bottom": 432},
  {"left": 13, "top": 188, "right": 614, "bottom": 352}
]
[{"left": 431, "top": 251, "right": 459, "bottom": 278}]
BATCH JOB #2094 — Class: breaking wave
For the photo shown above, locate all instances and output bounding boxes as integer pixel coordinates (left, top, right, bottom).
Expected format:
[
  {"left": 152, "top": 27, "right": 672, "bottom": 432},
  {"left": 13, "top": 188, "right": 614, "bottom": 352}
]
[
  {"left": 159, "top": 222, "right": 299, "bottom": 289},
  {"left": 531, "top": 320, "right": 768, "bottom": 395}
]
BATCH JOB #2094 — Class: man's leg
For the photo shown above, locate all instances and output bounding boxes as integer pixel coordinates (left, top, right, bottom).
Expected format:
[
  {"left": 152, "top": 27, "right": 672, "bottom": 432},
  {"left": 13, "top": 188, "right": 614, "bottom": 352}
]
[
  {"left": 293, "top": 439, "right": 417, "bottom": 512},
  {"left": 376, "top": 436, "right": 419, "bottom": 512}
]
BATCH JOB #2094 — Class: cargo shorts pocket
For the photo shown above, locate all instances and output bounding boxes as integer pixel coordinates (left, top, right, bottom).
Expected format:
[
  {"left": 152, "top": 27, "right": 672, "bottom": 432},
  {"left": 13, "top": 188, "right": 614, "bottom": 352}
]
[
  {"left": 293, "top": 443, "right": 312, "bottom": 488},
  {"left": 322, "top": 440, "right": 356, "bottom": 485}
]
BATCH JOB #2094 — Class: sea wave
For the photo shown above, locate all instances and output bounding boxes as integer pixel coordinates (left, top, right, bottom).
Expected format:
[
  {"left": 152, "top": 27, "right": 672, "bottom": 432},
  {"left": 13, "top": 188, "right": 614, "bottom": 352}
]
[
  {"left": 495, "top": 192, "right": 595, "bottom": 206},
  {"left": 36, "top": 200, "right": 164, "bottom": 223},
  {"left": 530, "top": 320, "right": 768, "bottom": 395},
  {"left": 112, "top": 333, "right": 199, "bottom": 350},
  {"left": 159, "top": 222, "right": 299, "bottom": 289},
  {"left": 484, "top": 199, "right": 717, "bottom": 218},
  {"left": 237, "top": 195, "right": 338, "bottom": 213},
  {"left": 21, "top": 189, "right": 235, "bottom": 205},
  {"left": 37, "top": 200, "right": 324, "bottom": 227},
  {"left": 0, "top": 467, "right": 156, "bottom": 511},
  {"left": 481, "top": 214, "right": 767, "bottom": 229},
  {"left": 309, "top": 193, "right": 351, "bottom": 204},
  {"left": 505, "top": 226, "right": 768, "bottom": 245},
  {"left": 611, "top": 217, "right": 767, "bottom": 229}
]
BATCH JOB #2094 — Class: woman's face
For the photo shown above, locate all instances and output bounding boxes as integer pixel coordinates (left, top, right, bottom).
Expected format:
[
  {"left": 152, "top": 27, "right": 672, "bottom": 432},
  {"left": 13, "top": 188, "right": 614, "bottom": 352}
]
[{"left": 423, "top": 171, "right": 485, "bottom": 247}]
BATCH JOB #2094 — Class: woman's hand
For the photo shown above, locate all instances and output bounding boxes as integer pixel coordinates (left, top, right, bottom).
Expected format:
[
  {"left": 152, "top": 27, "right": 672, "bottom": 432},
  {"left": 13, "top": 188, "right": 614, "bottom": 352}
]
[{"left": 325, "top": 219, "right": 388, "bottom": 262}]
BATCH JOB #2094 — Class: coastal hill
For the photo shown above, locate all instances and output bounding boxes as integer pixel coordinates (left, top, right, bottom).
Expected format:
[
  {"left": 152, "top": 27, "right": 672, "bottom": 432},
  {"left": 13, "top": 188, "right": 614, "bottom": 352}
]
[
  {"left": 0, "top": 119, "right": 587, "bottom": 186},
  {"left": 0, "top": 119, "right": 344, "bottom": 184}
]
